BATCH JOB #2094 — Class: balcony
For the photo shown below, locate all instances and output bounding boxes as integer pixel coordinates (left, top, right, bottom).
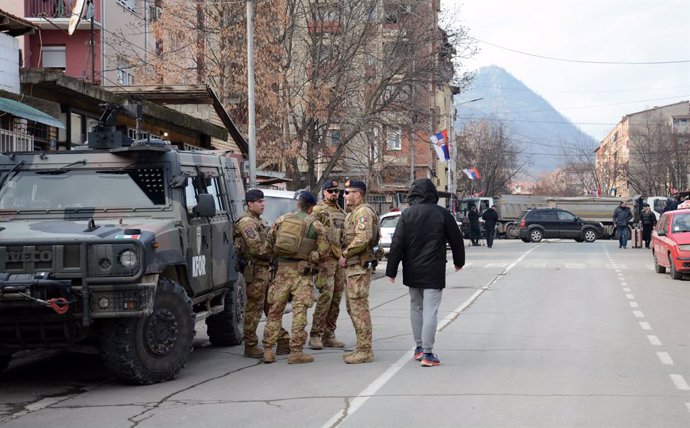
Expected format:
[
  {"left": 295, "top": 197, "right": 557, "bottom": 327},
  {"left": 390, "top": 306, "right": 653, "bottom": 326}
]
[
  {"left": 0, "top": 129, "right": 33, "bottom": 152},
  {"left": 25, "top": 0, "right": 101, "bottom": 30}
]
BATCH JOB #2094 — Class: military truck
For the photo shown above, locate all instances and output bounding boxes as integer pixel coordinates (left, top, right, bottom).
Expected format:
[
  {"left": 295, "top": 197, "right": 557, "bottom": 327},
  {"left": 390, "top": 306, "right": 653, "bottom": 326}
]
[{"left": 0, "top": 117, "right": 247, "bottom": 384}]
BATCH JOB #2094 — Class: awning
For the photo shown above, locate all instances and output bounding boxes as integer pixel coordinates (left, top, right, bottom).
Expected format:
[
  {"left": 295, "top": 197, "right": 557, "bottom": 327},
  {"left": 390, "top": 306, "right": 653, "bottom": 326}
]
[{"left": 0, "top": 97, "right": 64, "bottom": 129}]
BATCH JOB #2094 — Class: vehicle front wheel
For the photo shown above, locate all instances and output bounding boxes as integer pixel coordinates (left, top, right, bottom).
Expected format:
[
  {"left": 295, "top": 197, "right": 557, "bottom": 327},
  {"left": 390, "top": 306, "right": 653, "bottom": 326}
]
[
  {"left": 206, "top": 275, "right": 246, "bottom": 346},
  {"left": 521, "top": 238, "right": 530, "bottom": 243},
  {"left": 653, "top": 252, "right": 666, "bottom": 273},
  {"left": 583, "top": 229, "right": 597, "bottom": 243},
  {"left": 669, "top": 254, "right": 682, "bottom": 280},
  {"left": 529, "top": 229, "right": 543, "bottom": 243},
  {"left": 99, "top": 277, "right": 195, "bottom": 385}
]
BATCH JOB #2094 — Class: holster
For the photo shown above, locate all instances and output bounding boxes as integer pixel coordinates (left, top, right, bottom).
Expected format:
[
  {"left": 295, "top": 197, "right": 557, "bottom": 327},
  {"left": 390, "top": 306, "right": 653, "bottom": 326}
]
[{"left": 244, "top": 261, "right": 255, "bottom": 283}]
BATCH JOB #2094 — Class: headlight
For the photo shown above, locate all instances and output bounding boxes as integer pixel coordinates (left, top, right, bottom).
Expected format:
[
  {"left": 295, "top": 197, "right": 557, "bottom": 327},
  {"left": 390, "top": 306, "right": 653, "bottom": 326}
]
[
  {"left": 678, "top": 244, "right": 690, "bottom": 252},
  {"left": 119, "top": 250, "right": 139, "bottom": 269}
]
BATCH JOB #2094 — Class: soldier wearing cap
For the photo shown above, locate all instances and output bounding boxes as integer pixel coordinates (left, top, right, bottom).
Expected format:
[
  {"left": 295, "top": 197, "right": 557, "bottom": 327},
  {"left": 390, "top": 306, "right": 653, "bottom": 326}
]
[
  {"left": 309, "top": 179, "right": 347, "bottom": 350},
  {"left": 263, "top": 191, "right": 329, "bottom": 364},
  {"left": 234, "top": 189, "right": 290, "bottom": 358},
  {"left": 339, "top": 179, "right": 380, "bottom": 364}
]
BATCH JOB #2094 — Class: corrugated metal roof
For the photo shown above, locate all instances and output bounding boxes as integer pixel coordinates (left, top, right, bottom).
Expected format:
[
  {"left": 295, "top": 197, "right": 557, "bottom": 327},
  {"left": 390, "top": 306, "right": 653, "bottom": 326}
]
[{"left": 0, "top": 97, "right": 64, "bottom": 129}]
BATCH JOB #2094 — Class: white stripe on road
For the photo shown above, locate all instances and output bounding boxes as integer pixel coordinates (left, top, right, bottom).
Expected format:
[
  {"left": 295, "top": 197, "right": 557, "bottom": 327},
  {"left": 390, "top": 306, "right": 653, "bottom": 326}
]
[
  {"left": 565, "top": 263, "right": 585, "bottom": 269},
  {"left": 625, "top": 294, "right": 634, "bottom": 299},
  {"left": 647, "top": 335, "right": 662, "bottom": 346},
  {"left": 657, "top": 352, "right": 674, "bottom": 365},
  {"left": 623, "top": 287, "right": 631, "bottom": 292},
  {"left": 639, "top": 322, "right": 652, "bottom": 330},
  {"left": 670, "top": 374, "right": 690, "bottom": 391},
  {"left": 633, "top": 310, "right": 645, "bottom": 318},
  {"left": 322, "top": 246, "right": 539, "bottom": 428},
  {"left": 629, "top": 301, "right": 639, "bottom": 308},
  {"left": 620, "top": 282, "right": 628, "bottom": 286}
]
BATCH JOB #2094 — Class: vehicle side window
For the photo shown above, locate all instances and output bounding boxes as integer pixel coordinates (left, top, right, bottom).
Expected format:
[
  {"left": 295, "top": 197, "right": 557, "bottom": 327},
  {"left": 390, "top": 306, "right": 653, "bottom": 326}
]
[
  {"left": 659, "top": 215, "right": 669, "bottom": 234},
  {"left": 557, "top": 211, "right": 576, "bottom": 221},
  {"left": 184, "top": 177, "right": 200, "bottom": 213},
  {"left": 206, "top": 176, "right": 226, "bottom": 213},
  {"left": 541, "top": 211, "right": 558, "bottom": 221}
]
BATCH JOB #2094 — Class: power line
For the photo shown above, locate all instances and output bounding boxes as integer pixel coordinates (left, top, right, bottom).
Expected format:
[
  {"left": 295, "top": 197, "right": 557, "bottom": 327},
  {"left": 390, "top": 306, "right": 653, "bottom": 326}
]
[{"left": 472, "top": 37, "right": 690, "bottom": 65}]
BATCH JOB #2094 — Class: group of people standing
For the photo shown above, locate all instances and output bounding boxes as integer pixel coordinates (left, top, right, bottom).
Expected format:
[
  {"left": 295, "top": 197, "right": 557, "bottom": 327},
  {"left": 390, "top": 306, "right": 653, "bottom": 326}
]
[
  {"left": 233, "top": 179, "right": 380, "bottom": 364},
  {"left": 467, "top": 204, "right": 499, "bottom": 248}
]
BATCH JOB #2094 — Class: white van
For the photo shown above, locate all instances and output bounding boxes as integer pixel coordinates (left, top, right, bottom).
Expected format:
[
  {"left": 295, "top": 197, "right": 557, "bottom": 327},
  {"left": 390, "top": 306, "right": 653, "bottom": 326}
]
[{"left": 259, "top": 188, "right": 299, "bottom": 226}]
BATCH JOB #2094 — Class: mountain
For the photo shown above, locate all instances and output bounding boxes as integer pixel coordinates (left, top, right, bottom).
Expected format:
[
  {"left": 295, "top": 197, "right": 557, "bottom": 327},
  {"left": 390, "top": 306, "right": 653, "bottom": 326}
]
[{"left": 454, "top": 65, "right": 598, "bottom": 174}]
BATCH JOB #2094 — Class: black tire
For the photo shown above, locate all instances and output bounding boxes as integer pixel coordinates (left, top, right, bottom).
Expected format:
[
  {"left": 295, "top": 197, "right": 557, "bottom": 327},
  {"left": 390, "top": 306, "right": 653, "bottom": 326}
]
[
  {"left": 99, "top": 277, "right": 195, "bottom": 385},
  {"left": 521, "top": 238, "right": 530, "bottom": 243},
  {"left": 505, "top": 223, "right": 516, "bottom": 239},
  {"left": 574, "top": 238, "right": 584, "bottom": 242},
  {"left": 583, "top": 229, "right": 597, "bottom": 243},
  {"left": 653, "top": 251, "right": 666, "bottom": 273},
  {"left": 529, "top": 228, "right": 543, "bottom": 243},
  {"left": 206, "top": 275, "right": 246, "bottom": 346},
  {"left": 669, "top": 254, "right": 682, "bottom": 280},
  {"left": 0, "top": 353, "right": 11, "bottom": 373}
]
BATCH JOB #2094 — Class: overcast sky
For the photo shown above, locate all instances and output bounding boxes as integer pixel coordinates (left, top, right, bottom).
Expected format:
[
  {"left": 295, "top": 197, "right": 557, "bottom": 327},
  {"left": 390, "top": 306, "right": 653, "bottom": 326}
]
[{"left": 443, "top": 0, "right": 690, "bottom": 141}]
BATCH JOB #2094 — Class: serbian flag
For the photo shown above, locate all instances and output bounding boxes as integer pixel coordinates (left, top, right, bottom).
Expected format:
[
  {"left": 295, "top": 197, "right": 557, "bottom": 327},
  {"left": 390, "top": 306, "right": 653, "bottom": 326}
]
[
  {"left": 430, "top": 130, "right": 450, "bottom": 162},
  {"left": 463, "top": 167, "right": 481, "bottom": 180}
]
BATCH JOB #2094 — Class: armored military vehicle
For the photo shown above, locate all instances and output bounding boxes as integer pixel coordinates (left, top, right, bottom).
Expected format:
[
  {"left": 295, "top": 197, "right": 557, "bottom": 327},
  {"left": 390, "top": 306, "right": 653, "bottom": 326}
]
[{"left": 0, "top": 109, "right": 246, "bottom": 384}]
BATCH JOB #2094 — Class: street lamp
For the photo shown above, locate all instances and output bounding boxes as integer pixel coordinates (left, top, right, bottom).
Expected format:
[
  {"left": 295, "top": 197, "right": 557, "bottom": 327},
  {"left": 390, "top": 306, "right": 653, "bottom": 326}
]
[{"left": 448, "top": 97, "right": 483, "bottom": 211}]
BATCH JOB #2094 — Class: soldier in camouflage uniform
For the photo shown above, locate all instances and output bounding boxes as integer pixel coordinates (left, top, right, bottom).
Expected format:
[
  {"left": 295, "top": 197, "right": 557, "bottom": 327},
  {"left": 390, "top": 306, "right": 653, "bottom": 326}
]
[
  {"left": 263, "top": 191, "right": 329, "bottom": 364},
  {"left": 339, "top": 180, "right": 380, "bottom": 364},
  {"left": 309, "top": 179, "right": 347, "bottom": 350},
  {"left": 234, "top": 189, "right": 290, "bottom": 358}
]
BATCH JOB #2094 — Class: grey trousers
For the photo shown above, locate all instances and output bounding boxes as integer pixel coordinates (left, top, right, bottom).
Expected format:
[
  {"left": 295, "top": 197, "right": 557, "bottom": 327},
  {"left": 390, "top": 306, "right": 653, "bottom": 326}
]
[{"left": 409, "top": 287, "right": 443, "bottom": 354}]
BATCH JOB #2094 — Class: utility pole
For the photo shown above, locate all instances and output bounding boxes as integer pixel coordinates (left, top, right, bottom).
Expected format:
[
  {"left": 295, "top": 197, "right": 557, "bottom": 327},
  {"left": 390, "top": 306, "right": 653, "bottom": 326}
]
[{"left": 247, "top": 0, "right": 257, "bottom": 188}]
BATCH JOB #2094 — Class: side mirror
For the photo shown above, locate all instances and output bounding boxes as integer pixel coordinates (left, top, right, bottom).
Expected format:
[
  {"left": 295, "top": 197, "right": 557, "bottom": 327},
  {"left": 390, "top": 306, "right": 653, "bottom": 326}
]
[{"left": 193, "top": 193, "right": 217, "bottom": 217}]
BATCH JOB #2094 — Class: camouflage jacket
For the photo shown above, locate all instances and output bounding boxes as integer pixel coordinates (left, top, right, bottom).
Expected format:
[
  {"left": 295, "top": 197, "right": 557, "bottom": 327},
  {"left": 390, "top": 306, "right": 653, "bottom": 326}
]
[
  {"left": 312, "top": 200, "right": 346, "bottom": 259},
  {"left": 342, "top": 203, "right": 380, "bottom": 260},
  {"left": 234, "top": 209, "right": 271, "bottom": 264},
  {"left": 269, "top": 210, "right": 330, "bottom": 263}
]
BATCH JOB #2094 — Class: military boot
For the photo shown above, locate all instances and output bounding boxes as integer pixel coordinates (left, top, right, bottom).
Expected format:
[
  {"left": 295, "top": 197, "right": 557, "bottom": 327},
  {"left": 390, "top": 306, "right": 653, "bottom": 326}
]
[
  {"left": 287, "top": 351, "right": 314, "bottom": 364},
  {"left": 322, "top": 336, "right": 345, "bottom": 348},
  {"left": 244, "top": 344, "right": 264, "bottom": 359},
  {"left": 263, "top": 349, "right": 275, "bottom": 364},
  {"left": 309, "top": 335, "right": 323, "bottom": 350},
  {"left": 343, "top": 350, "right": 374, "bottom": 364},
  {"left": 276, "top": 339, "right": 291, "bottom": 355}
]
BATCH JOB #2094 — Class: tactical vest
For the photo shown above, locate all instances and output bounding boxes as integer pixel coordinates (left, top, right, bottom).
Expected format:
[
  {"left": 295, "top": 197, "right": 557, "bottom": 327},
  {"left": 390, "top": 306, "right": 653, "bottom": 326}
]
[
  {"left": 342, "top": 203, "right": 380, "bottom": 251},
  {"left": 317, "top": 203, "right": 346, "bottom": 245},
  {"left": 273, "top": 213, "right": 318, "bottom": 260}
]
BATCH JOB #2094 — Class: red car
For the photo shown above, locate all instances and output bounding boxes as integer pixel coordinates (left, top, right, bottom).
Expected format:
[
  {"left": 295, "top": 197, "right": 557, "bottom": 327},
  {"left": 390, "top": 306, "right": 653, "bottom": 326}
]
[{"left": 652, "top": 208, "right": 690, "bottom": 280}]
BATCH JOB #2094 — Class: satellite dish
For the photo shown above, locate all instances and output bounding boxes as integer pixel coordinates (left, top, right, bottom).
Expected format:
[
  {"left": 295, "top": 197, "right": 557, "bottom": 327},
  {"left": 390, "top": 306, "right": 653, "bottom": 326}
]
[{"left": 67, "top": 0, "right": 86, "bottom": 35}]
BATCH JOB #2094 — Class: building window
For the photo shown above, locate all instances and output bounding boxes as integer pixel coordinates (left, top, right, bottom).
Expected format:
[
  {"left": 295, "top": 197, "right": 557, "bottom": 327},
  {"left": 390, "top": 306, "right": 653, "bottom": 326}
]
[
  {"left": 117, "top": 63, "right": 135, "bottom": 85},
  {"left": 328, "top": 128, "right": 340, "bottom": 146},
  {"left": 386, "top": 127, "right": 401, "bottom": 151},
  {"left": 43, "top": 46, "right": 66, "bottom": 69}
]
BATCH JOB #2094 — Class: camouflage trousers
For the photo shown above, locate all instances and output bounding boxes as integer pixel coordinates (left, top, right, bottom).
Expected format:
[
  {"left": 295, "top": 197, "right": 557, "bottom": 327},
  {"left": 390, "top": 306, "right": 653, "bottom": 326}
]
[
  {"left": 344, "top": 267, "right": 372, "bottom": 352},
  {"left": 262, "top": 262, "right": 314, "bottom": 353},
  {"left": 243, "top": 264, "right": 289, "bottom": 347},
  {"left": 311, "top": 259, "right": 345, "bottom": 338}
]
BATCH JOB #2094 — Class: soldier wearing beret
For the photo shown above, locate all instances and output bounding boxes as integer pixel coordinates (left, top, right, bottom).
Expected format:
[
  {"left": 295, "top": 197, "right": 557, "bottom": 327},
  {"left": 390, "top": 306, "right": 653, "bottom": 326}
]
[
  {"left": 263, "top": 191, "right": 329, "bottom": 364},
  {"left": 309, "top": 179, "right": 347, "bottom": 350},
  {"left": 234, "top": 189, "right": 290, "bottom": 358},
  {"left": 339, "top": 180, "right": 380, "bottom": 364}
]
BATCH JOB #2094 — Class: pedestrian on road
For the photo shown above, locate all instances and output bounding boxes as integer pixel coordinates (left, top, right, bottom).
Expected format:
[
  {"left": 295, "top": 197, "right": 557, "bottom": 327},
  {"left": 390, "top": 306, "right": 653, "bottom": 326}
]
[
  {"left": 468, "top": 205, "right": 481, "bottom": 246},
  {"left": 339, "top": 180, "right": 380, "bottom": 364},
  {"left": 640, "top": 203, "right": 657, "bottom": 249},
  {"left": 385, "top": 178, "right": 465, "bottom": 367},
  {"left": 661, "top": 198, "right": 679, "bottom": 214},
  {"left": 309, "top": 179, "right": 347, "bottom": 350},
  {"left": 262, "top": 191, "right": 329, "bottom": 364},
  {"left": 233, "top": 189, "right": 290, "bottom": 358},
  {"left": 482, "top": 205, "right": 499, "bottom": 248},
  {"left": 613, "top": 201, "right": 633, "bottom": 249}
]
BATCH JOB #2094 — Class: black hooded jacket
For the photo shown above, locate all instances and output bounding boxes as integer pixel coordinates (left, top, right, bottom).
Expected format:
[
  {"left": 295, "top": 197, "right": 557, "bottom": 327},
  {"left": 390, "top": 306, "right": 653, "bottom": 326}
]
[{"left": 385, "top": 178, "right": 465, "bottom": 289}]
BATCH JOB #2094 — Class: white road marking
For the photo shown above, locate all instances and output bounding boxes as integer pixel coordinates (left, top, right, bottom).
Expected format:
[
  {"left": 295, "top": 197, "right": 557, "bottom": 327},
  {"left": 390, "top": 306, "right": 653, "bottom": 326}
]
[
  {"left": 484, "top": 262, "right": 509, "bottom": 269},
  {"left": 647, "top": 335, "right": 662, "bottom": 346},
  {"left": 623, "top": 287, "right": 631, "bottom": 292},
  {"left": 639, "top": 322, "right": 652, "bottom": 330},
  {"left": 625, "top": 293, "right": 634, "bottom": 299},
  {"left": 633, "top": 310, "right": 645, "bottom": 318},
  {"left": 620, "top": 282, "right": 628, "bottom": 286},
  {"left": 657, "top": 352, "right": 674, "bottom": 365},
  {"left": 629, "top": 302, "right": 639, "bottom": 308},
  {"left": 322, "top": 246, "right": 539, "bottom": 428},
  {"left": 686, "top": 403, "right": 690, "bottom": 413},
  {"left": 565, "top": 263, "right": 585, "bottom": 269},
  {"left": 670, "top": 374, "right": 690, "bottom": 391}
]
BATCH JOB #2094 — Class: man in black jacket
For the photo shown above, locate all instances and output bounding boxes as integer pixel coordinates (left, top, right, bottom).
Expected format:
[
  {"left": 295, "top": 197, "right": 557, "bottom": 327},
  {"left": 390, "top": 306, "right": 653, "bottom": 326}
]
[
  {"left": 481, "top": 205, "right": 499, "bottom": 248},
  {"left": 385, "top": 178, "right": 465, "bottom": 367}
]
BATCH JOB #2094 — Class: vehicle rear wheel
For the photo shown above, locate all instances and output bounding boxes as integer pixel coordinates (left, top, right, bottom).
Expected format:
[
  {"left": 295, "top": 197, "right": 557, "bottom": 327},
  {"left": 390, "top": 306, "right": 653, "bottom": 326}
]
[
  {"left": 206, "top": 275, "right": 246, "bottom": 346},
  {"left": 505, "top": 223, "right": 516, "bottom": 239},
  {"left": 99, "top": 277, "right": 195, "bottom": 384},
  {"left": 653, "top": 251, "right": 666, "bottom": 273},
  {"left": 583, "top": 229, "right": 597, "bottom": 243},
  {"left": 529, "top": 229, "right": 543, "bottom": 243},
  {"left": 669, "top": 254, "right": 682, "bottom": 280}
]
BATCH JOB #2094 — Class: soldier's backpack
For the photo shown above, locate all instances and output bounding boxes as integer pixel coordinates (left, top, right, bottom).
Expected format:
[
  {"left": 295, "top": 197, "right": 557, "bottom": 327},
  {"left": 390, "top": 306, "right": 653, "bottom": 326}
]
[{"left": 273, "top": 213, "right": 317, "bottom": 260}]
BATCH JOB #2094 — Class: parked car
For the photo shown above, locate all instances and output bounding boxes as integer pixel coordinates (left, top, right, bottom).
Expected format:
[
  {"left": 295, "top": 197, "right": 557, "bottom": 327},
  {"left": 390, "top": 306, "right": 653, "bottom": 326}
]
[
  {"left": 652, "top": 208, "right": 690, "bottom": 280},
  {"left": 518, "top": 208, "right": 604, "bottom": 243},
  {"left": 379, "top": 211, "right": 402, "bottom": 255}
]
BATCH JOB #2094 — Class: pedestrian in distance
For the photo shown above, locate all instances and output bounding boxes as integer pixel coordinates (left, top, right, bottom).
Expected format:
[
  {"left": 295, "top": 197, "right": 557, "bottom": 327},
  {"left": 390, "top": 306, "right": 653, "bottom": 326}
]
[
  {"left": 262, "top": 191, "right": 329, "bottom": 364},
  {"left": 482, "top": 205, "right": 499, "bottom": 248},
  {"left": 639, "top": 203, "right": 657, "bottom": 249},
  {"left": 613, "top": 201, "right": 633, "bottom": 249},
  {"left": 309, "top": 179, "right": 347, "bottom": 350},
  {"left": 468, "top": 205, "right": 481, "bottom": 246},
  {"left": 385, "top": 178, "right": 465, "bottom": 367},
  {"left": 339, "top": 179, "right": 381, "bottom": 364},
  {"left": 233, "top": 189, "right": 290, "bottom": 358},
  {"left": 661, "top": 197, "right": 679, "bottom": 214}
]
